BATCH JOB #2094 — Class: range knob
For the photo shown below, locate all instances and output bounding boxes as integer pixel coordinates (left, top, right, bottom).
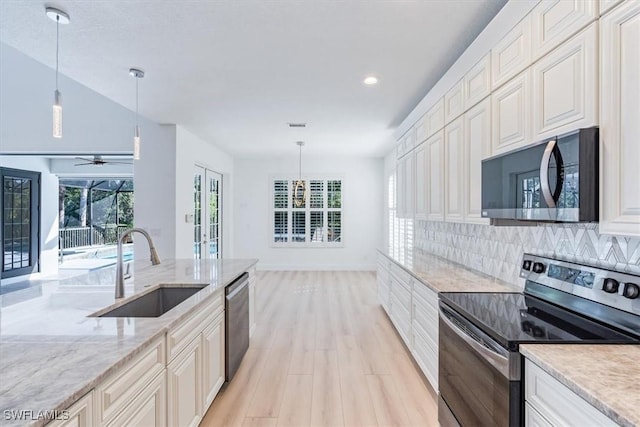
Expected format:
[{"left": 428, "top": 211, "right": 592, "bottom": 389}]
[
  {"left": 602, "top": 278, "right": 620, "bottom": 294},
  {"left": 522, "top": 260, "right": 532, "bottom": 271},
  {"left": 532, "top": 262, "right": 546, "bottom": 274},
  {"left": 623, "top": 283, "right": 639, "bottom": 299}
]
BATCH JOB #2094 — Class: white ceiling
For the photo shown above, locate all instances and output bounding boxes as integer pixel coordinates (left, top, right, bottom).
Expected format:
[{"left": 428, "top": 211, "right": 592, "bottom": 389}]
[{"left": 0, "top": 0, "right": 506, "bottom": 158}]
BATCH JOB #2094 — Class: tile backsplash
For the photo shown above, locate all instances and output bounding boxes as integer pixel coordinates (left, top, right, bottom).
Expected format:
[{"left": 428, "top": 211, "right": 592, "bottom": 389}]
[{"left": 414, "top": 221, "right": 640, "bottom": 287}]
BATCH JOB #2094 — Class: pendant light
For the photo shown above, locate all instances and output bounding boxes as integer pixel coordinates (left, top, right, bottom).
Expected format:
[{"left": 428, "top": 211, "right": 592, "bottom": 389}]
[
  {"left": 293, "top": 141, "right": 306, "bottom": 208},
  {"left": 129, "top": 68, "right": 144, "bottom": 160},
  {"left": 46, "top": 7, "right": 70, "bottom": 139}
]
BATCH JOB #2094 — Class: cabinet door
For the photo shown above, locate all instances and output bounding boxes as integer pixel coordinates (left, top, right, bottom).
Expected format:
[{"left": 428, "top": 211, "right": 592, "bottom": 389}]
[
  {"left": 444, "top": 80, "right": 464, "bottom": 123},
  {"left": 426, "top": 131, "right": 445, "bottom": 221},
  {"left": 105, "top": 373, "right": 166, "bottom": 427},
  {"left": 600, "top": 0, "right": 640, "bottom": 237},
  {"left": 531, "top": 0, "right": 597, "bottom": 60},
  {"left": 492, "top": 15, "right": 532, "bottom": 89},
  {"left": 532, "top": 23, "right": 597, "bottom": 141},
  {"left": 464, "top": 53, "right": 491, "bottom": 110},
  {"left": 168, "top": 338, "right": 202, "bottom": 427},
  {"left": 415, "top": 114, "right": 428, "bottom": 145},
  {"left": 464, "top": 99, "right": 491, "bottom": 224},
  {"left": 525, "top": 403, "right": 554, "bottom": 427},
  {"left": 48, "top": 392, "right": 94, "bottom": 427},
  {"left": 491, "top": 69, "right": 531, "bottom": 154},
  {"left": 395, "top": 161, "right": 406, "bottom": 218},
  {"left": 202, "top": 314, "right": 225, "bottom": 411},
  {"left": 600, "top": 0, "right": 623, "bottom": 16},
  {"left": 444, "top": 117, "right": 464, "bottom": 223},
  {"left": 425, "top": 98, "right": 445, "bottom": 137},
  {"left": 403, "top": 153, "right": 415, "bottom": 218},
  {"left": 414, "top": 142, "right": 428, "bottom": 220}
]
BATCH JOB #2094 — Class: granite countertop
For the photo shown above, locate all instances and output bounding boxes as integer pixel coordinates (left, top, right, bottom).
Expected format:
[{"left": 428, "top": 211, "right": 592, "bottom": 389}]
[
  {"left": 0, "top": 258, "right": 257, "bottom": 426},
  {"left": 520, "top": 344, "right": 640, "bottom": 427},
  {"left": 378, "top": 248, "right": 520, "bottom": 293}
]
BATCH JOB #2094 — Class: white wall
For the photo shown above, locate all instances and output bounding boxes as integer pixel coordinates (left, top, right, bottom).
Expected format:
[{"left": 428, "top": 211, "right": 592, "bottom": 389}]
[
  {"left": 234, "top": 156, "right": 384, "bottom": 270},
  {"left": 0, "top": 156, "right": 59, "bottom": 280},
  {"left": 175, "top": 126, "right": 235, "bottom": 259}
]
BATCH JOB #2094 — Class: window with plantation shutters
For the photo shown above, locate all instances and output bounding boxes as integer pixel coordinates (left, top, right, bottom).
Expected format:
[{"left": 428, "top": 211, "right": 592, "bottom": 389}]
[{"left": 272, "top": 177, "right": 343, "bottom": 247}]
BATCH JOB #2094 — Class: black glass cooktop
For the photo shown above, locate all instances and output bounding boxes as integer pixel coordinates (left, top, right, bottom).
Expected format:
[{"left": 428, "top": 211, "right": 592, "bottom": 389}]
[{"left": 439, "top": 292, "right": 639, "bottom": 351}]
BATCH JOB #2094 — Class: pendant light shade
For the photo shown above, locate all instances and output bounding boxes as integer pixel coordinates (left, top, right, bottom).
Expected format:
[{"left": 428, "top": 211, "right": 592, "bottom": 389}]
[
  {"left": 293, "top": 141, "right": 306, "bottom": 208},
  {"left": 129, "top": 68, "right": 144, "bottom": 160},
  {"left": 46, "top": 7, "right": 69, "bottom": 139}
]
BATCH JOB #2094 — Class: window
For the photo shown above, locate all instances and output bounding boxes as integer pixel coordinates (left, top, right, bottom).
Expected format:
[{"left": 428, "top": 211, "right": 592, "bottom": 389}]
[
  {"left": 2, "top": 168, "right": 40, "bottom": 279},
  {"left": 272, "top": 178, "right": 343, "bottom": 246}
]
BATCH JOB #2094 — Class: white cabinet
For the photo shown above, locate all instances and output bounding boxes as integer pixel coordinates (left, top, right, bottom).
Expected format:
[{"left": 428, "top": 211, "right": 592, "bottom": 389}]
[
  {"left": 463, "top": 53, "right": 491, "bottom": 110},
  {"left": 426, "top": 131, "right": 445, "bottom": 221},
  {"left": 104, "top": 373, "right": 166, "bottom": 427},
  {"left": 463, "top": 99, "right": 491, "bottom": 224},
  {"left": 415, "top": 114, "right": 428, "bottom": 145},
  {"left": 414, "top": 142, "right": 428, "bottom": 220},
  {"left": 389, "top": 265, "right": 412, "bottom": 348},
  {"left": 491, "top": 69, "right": 531, "bottom": 154},
  {"left": 444, "top": 117, "right": 464, "bottom": 222},
  {"left": 532, "top": 23, "right": 598, "bottom": 141},
  {"left": 492, "top": 14, "right": 532, "bottom": 89},
  {"left": 168, "top": 338, "right": 202, "bottom": 427},
  {"left": 396, "top": 153, "right": 415, "bottom": 219},
  {"left": 48, "top": 392, "right": 94, "bottom": 427},
  {"left": 376, "top": 255, "right": 391, "bottom": 313},
  {"left": 600, "top": 0, "right": 640, "bottom": 237},
  {"left": 425, "top": 98, "right": 445, "bottom": 138},
  {"left": 202, "top": 314, "right": 225, "bottom": 410},
  {"left": 525, "top": 360, "right": 617, "bottom": 427},
  {"left": 531, "top": 0, "right": 597, "bottom": 60},
  {"left": 411, "top": 283, "right": 439, "bottom": 391},
  {"left": 600, "top": 0, "right": 623, "bottom": 16},
  {"left": 396, "top": 127, "right": 416, "bottom": 159},
  {"left": 444, "top": 80, "right": 464, "bottom": 123}
]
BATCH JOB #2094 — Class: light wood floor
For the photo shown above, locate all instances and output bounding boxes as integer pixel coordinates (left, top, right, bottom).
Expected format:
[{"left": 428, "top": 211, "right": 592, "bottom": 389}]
[{"left": 201, "top": 271, "right": 439, "bottom": 427}]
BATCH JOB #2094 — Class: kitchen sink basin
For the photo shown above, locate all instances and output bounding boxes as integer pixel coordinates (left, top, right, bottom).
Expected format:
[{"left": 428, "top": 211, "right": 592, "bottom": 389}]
[{"left": 96, "top": 285, "right": 206, "bottom": 318}]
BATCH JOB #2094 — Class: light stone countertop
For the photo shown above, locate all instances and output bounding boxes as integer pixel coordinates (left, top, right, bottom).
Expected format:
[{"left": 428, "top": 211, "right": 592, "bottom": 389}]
[
  {"left": 378, "top": 248, "right": 521, "bottom": 293},
  {"left": 0, "top": 258, "right": 257, "bottom": 426},
  {"left": 520, "top": 344, "right": 640, "bottom": 427}
]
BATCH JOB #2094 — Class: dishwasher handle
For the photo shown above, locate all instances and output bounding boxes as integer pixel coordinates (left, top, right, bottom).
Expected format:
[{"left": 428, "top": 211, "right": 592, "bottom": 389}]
[{"left": 226, "top": 273, "right": 249, "bottom": 299}]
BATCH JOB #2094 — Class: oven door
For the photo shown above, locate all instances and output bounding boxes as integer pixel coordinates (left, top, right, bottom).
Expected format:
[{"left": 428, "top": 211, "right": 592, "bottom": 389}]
[{"left": 439, "top": 302, "right": 521, "bottom": 427}]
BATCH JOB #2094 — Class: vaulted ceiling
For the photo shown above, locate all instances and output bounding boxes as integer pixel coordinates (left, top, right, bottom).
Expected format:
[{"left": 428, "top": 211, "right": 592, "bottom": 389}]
[{"left": 0, "top": 0, "right": 507, "bottom": 157}]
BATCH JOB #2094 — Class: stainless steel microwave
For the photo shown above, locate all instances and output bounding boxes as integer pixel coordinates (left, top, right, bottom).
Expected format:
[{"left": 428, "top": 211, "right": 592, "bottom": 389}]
[{"left": 481, "top": 127, "right": 598, "bottom": 222}]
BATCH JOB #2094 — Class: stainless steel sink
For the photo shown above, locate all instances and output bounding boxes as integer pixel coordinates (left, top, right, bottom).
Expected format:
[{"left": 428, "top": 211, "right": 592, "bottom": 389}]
[{"left": 96, "top": 286, "right": 206, "bottom": 318}]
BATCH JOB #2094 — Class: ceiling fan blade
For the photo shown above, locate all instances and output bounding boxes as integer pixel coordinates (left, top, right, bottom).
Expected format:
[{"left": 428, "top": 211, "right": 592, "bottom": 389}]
[
  {"left": 105, "top": 161, "right": 133, "bottom": 165},
  {"left": 75, "top": 157, "right": 93, "bottom": 162},
  {"left": 74, "top": 162, "right": 93, "bottom": 166}
]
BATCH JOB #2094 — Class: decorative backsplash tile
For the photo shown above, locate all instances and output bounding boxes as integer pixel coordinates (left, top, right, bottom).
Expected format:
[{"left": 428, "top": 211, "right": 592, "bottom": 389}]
[{"left": 414, "top": 221, "right": 640, "bottom": 287}]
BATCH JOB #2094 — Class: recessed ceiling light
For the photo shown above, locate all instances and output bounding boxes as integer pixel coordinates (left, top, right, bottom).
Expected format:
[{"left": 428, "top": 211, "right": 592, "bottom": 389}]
[{"left": 363, "top": 76, "right": 379, "bottom": 85}]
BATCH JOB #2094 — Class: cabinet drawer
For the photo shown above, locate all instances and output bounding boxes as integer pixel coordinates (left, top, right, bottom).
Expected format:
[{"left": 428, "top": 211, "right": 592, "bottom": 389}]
[
  {"left": 411, "top": 326, "right": 438, "bottom": 390},
  {"left": 104, "top": 371, "right": 167, "bottom": 427},
  {"left": 413, "top": 282, "right": 437, "bottom": 310},
  {"left": 167, "top": 295, "right": 223, "bottom": 361},
  {"left": 492, "top": 15, "right": 532, "bottom": 89},
  {"left": 525, "top": 402, "right": 554, "bottom": 427},
  {"left": 390, "top": 264, "right": 411, "bottom": 287},
  {"left": 96, "top": 337, "right": 165, "bottom": 424},
  {"left": 48, "top": 391, "right": 94, "bottom": 427},
  {"left": 391, "top": 278, "right": 411, "bottom": 310},
  {"left": 525, "top": 360, "right": 617, "bottom": 427},
  {"left": 413, "top": 299, "right": 438, "bottom": 344}
]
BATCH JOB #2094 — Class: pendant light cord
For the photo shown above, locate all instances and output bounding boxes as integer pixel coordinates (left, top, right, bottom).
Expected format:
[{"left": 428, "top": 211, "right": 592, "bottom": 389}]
[
  {"left": 135, "top": 77, "right": 139, "bottom": 126},
  {"left": 298, "top": 143, "right": 302, "bottom": 181},
  {"left": 55, "top": 15, "right": 59, "bottom": 91}
]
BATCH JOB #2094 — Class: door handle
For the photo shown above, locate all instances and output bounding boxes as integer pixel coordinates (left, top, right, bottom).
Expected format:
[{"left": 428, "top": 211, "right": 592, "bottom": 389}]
[{"left": 540, "top": 139, "right": 564, "bottom": 208}]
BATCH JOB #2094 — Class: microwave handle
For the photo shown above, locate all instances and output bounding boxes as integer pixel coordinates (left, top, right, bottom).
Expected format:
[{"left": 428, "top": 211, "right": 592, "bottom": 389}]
[{"left": 540, "top": 139, "right": 564, "bottom": 208}]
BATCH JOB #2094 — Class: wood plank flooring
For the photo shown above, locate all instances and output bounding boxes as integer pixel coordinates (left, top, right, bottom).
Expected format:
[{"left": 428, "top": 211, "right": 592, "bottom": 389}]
[{"left": 201, "top": 271, "right": 439, "bottom": 427}]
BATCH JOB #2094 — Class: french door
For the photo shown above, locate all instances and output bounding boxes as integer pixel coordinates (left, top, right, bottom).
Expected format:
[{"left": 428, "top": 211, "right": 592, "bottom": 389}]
[
  {"left": 194, "top": 166, "right": 222, "bottom": 259},
  {"left": 2, "top": 168, "right": 40, "bottom": 278}
]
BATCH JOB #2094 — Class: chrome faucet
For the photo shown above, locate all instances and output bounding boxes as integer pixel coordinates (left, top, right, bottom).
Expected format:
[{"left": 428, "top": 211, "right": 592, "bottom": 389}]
[{"left": 115, "top": 228, "right": 161, "bottom": 299}]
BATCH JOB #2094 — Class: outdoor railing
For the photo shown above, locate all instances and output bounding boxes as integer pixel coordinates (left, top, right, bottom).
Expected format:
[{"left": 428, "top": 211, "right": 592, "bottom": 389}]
[{"left": 59, "top": 225, "right": 129, "bottom": 249}]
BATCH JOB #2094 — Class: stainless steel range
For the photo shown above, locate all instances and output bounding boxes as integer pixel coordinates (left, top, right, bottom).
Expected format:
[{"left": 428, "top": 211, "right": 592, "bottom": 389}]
[{"left": 438, "top": 254, "right": 640, "bottom": 427}]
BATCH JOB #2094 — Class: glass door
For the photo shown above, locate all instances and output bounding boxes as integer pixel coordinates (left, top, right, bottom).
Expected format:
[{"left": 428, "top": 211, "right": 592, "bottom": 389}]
[{"left": 194, "top": 166, "right": 222, "bottom": 259}]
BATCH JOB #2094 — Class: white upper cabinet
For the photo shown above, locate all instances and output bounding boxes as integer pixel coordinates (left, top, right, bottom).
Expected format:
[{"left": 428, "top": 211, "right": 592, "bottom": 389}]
[
  {"left": 444, "top": 117, "right": 464, "bottom": 223},
  {"left": 600, "top": 0, "right": 640, "bottom": 237},
  {"left": 396, "top": 153, "right": 415, "bottom": 219},
  {"left": 491, "top": 15, "right": 532, "bottom": 89},
  {"left": 531, "top": 0, "right": 598, "bottom": 60},
  {"left": 464, "top": 53, "right": 491, "bottom": 110},
  {"left": 414, "top": 142, "right": 428, "bottom": 221},
  {"left": 425, "top": 98, "right": 445, "bottom": 138},
  {"left": 600, "top": 0, "right": 623, "bottom": 16},
  {"left": 491, "top": 69, "right": 532, "bottom": 154},
  {"left": 464, "top": 99, "right": 491, "bottom": 224},
  {"left": 396, "top": 127, "right": 416, "bottom": 159},
  {"left": 444, "top": 79, "right": 464, "bottom": 123},
  {"left": 415, "top": 114, "right": 428, "bottom": 145},
  {"left": 532, "top": 23, "right": 598, "bottom": 141},
  {"left": 427, "top": 130, "right": 445, "bottom": 221}
]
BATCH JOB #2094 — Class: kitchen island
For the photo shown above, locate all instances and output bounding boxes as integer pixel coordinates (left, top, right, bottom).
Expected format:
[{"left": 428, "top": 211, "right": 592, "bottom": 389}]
[{"left": 0, "top": 258, "right": 257, "bottom": 426}]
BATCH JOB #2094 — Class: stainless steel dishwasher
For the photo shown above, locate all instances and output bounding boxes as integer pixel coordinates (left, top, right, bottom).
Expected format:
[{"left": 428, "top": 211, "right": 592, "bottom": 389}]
[{"left": 225, "top": 272, "right": 250, "bottom": 381}]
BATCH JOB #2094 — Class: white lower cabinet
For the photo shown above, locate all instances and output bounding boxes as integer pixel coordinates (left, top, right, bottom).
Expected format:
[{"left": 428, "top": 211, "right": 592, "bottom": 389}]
[
  {"left": 104, "top": 372, "right": 166, "bottom": 427},
  {"left": 202, "top": 314, "right": 225, "bottom": 409},
  {"left": 525, "top": 359, "right": 617, "bottom": 427},
  {"left": 168, "top": 337, "right": 202, "bottom": 427},
  {"left": 48, "top": 391, "right": 94, "bottom": 427},
  {"left": 389, "top": 268, "right": 412, "bottom": 347},
  {"left": 376, "top": 255, "right": 391, "bottom": 313}
]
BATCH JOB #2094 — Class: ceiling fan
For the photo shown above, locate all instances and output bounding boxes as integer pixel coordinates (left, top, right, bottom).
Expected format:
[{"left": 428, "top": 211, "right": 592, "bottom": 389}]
[{"left": 74, "top": 155, "right": 133, "bottom": 166}]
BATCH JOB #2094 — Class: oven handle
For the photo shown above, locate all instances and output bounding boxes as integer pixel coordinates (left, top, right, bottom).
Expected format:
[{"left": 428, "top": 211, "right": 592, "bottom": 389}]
[{"left": 439, "top": 304, "right": 510, "bottom": 378}]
